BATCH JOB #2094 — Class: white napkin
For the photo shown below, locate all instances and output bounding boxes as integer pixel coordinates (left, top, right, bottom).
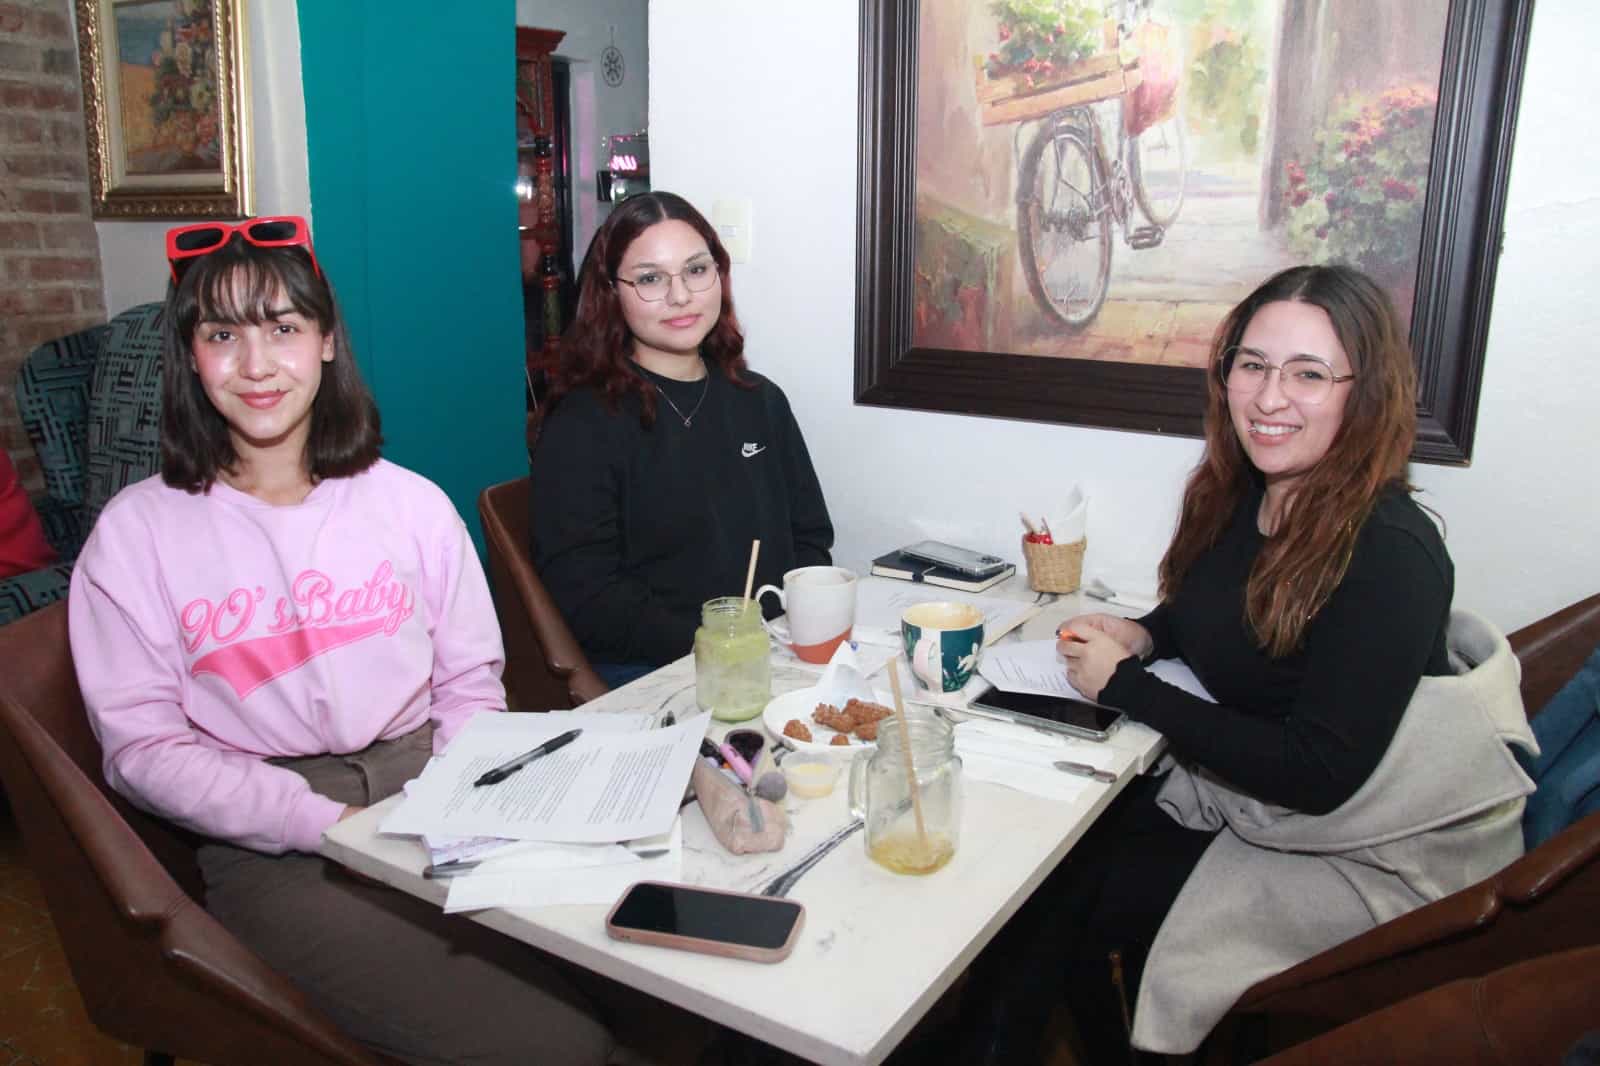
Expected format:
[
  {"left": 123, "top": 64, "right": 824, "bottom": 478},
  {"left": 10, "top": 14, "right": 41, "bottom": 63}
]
[
  {"left": 443, "top": 820, "right": 684, "bottom": 913},
  {"left": 953, "top": 718, "right": 1114, "bottom": 802},
  {"left": 812, "top": 642, "right": 879, "bottom": 705},
  {"left": 1045, "top": 484, "right": 1088, "bottom": 545}
]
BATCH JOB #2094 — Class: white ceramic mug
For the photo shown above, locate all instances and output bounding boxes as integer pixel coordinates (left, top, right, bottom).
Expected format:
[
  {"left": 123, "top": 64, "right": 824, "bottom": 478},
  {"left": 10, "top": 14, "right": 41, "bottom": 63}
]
[{"left": 755, "top": 566, "right": 858, "bottom": 664}]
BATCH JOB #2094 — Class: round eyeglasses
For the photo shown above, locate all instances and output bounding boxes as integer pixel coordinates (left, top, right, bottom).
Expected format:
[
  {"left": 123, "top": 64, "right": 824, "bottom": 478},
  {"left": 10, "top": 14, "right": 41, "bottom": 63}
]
[
  {"left": 1218, "top": 346, "right": 1355, "bottom": 405},
  {"left": 614, "top": 259, "right": 720, "bottom": 302}
]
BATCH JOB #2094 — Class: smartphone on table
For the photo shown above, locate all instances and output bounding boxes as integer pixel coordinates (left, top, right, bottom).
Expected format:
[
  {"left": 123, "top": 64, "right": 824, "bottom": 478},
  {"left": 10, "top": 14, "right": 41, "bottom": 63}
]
[
  {"left": 605, "top": 881, "right": 805, "bottom": 964},
  {"left": 966, "top": 688, "right": 1125, "bottom": 742},
  {"left": 898, "top": 540, "right": 1009, "bottom": 578}
]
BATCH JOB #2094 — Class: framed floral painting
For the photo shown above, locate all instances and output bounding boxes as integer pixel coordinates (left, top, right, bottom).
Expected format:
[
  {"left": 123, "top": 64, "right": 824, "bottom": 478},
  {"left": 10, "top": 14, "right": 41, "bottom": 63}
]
[
  {"left": 856, "top": 0, "right": 1534, "bottom": 463},
  {"left": 76, "top": 0, "right": 252, "bottom": 218}
]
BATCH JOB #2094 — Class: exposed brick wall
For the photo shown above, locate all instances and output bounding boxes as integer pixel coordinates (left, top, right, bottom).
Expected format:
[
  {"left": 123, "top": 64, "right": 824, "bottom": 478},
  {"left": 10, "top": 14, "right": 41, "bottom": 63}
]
[{"left": 0, "top": 0, "right": 106, "bottom": 491}]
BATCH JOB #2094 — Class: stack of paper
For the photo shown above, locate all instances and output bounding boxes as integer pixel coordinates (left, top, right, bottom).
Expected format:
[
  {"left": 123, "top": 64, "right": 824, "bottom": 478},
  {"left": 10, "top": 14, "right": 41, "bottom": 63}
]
[
  {"left": 380, "top": 709, "right": 709, "bottom": 911},
  {"left": 978, "top": 640, "right": 1217, "bottom": 703}
]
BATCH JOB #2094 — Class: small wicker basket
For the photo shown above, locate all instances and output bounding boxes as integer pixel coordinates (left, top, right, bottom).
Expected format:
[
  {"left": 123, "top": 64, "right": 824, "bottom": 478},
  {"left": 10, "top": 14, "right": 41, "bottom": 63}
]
[{"left": 1021, "top": 536, "right": 1085, "bottom": 594}]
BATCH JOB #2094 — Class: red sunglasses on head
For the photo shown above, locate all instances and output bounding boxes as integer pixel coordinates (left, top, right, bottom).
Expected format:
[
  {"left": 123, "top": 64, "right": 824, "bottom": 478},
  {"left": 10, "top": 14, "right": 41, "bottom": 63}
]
[{"left": 165, "top": 215, "right": 321, "bottom": 284}]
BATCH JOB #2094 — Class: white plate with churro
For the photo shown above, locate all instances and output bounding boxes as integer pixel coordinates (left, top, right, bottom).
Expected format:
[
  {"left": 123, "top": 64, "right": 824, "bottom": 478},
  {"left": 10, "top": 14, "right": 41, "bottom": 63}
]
[{"left": 762, "top": 687, "right": 896, "bottom": 754}]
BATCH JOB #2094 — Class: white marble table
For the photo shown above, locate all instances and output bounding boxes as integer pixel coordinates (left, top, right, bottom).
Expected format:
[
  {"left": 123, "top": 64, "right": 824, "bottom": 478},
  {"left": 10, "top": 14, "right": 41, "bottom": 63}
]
[{"left": 323, "top": 583, "right": 1164, "bottom": 1065}]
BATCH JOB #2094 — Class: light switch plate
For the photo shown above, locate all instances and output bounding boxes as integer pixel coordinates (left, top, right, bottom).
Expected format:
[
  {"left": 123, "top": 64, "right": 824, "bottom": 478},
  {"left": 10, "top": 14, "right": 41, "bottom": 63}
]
[{"left": 711, "top": 199, "right": 753, "bottom": 263}]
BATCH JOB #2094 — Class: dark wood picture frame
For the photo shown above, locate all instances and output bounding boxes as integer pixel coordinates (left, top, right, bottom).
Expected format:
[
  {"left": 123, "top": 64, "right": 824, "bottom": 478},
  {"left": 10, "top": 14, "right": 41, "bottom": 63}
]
[{"left": 855, "top": 0, "right": 1534, "bottom": 464}]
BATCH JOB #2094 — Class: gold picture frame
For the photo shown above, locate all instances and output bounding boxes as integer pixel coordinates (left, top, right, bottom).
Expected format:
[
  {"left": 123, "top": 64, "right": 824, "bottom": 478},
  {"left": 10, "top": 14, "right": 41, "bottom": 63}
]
[{"left": 76, "top": 0, "right": 252, "bottom": 219}]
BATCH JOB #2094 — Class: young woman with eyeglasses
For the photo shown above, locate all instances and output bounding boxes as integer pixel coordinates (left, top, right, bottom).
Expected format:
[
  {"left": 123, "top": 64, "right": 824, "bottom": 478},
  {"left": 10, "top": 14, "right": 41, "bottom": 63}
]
[
  {"left": 530, "top": 192, "right": 833, "bottom": 683},
  {"left": 955, "top": 265, "right": 1532, "bottom": 1062},
  {"left": 67, "top": 218, "right": 631, "bottom": 1065}
]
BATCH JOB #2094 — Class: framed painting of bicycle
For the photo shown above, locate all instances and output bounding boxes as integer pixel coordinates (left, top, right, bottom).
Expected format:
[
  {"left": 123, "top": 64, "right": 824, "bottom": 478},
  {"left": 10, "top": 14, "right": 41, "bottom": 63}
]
[{"left": 855, "top": 0, "right": 1534, "bottom": 463}]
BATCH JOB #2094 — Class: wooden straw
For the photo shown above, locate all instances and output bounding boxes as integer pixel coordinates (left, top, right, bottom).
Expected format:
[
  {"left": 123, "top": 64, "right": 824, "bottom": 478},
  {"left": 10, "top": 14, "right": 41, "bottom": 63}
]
[
  {"left": 886, "top": 661, "right": 930, "bottom": 849},
  {"left": 741, "top": 539, "right": 761, "bottom": 608}
]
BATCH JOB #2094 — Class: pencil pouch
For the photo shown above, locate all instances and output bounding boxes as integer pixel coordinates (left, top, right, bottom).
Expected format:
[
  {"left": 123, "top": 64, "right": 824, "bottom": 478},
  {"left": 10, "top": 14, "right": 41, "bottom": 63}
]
[{"left": 691, "top": 759, "right": 788, "bottom": 854}]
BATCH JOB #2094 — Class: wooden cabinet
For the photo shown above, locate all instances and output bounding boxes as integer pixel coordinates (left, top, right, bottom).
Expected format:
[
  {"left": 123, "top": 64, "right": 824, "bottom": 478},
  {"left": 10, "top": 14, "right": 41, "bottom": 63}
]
[{"left": 516, "top": 27, "right": 566, "bottom": 373}]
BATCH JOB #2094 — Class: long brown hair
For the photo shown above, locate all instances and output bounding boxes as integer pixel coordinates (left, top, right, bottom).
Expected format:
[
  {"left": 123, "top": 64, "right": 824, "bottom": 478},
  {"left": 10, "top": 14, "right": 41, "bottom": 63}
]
[
  {"left": 161, "top": 236, "right": 382, "bottom": 493},
  {"left": 547, "top": 191, "right": 752, "bottom": 427},
  {"left": 1159, "top": 264, "right": 1418, "bottom": 657}
]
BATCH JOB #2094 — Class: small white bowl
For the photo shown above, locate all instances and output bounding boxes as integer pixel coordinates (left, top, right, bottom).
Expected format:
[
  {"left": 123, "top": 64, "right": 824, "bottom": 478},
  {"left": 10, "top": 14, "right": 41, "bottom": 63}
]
[{"left": 781, "top": 752, "right": 843, "bottom": 799}]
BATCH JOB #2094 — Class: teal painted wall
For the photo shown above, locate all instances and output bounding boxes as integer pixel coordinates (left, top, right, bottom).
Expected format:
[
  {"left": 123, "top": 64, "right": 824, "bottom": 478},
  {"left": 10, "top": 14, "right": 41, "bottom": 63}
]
[{"left": 297, "top": 0, "right": 524, "bottom": 554}]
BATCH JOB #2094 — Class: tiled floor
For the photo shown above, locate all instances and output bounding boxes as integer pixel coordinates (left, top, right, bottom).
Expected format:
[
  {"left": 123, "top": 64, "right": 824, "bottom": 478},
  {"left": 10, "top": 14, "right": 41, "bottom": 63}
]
[{"left": 0, "top": 800, "right": 152, "bottom": 1066}]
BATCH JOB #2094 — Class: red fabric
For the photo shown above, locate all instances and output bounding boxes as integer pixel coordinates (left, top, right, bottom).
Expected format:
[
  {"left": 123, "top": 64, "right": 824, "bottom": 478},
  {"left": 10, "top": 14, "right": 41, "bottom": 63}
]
[{"left": 0, "top": 450, "right": 57, "bottom": 578}]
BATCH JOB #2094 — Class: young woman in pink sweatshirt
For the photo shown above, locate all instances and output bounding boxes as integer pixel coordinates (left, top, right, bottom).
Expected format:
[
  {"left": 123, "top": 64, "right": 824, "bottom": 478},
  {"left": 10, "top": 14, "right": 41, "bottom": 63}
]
[{"left": 67, "top": 218, "right": 627, "bottom": 1065}]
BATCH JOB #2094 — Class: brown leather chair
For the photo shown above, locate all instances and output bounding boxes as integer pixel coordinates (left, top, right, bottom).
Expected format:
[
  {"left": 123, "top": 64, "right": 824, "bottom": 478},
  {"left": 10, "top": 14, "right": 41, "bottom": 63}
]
[
  {"left": 0, "top": 603, "right": 396, "bottom": 1066},
  {"left": 1256, "top": 945, "right": 1600, "bottom": 1066},
  {"left": 1208, "top": 592, "right": 1600, "bottom": 1060},
  {"left": 478, "top": 475, "right": 608, "bottom": 710}
]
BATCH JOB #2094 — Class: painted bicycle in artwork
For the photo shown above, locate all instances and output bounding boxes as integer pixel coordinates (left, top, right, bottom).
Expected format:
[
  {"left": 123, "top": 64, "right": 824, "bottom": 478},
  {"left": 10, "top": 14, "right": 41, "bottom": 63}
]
[{"left": 978, "top": 0, "right": 1188, "bottom": 329}]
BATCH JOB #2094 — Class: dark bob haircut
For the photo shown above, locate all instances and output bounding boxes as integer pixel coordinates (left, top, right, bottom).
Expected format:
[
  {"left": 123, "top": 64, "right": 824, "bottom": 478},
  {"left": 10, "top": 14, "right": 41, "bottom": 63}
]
[{"left": 160, "top": 236, "right": 382, "bottom": 493}]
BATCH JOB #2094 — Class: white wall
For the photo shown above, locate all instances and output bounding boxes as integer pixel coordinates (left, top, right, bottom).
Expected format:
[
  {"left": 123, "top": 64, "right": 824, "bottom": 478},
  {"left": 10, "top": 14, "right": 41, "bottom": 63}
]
[
  {"left": 649, "top": 0, "right": 1600, "bottom": 634},
  {"left": 516, "top": 0, "right": 648, "bottom": 266},
  {"left": 92, "top": 0, "right": 311, "bottom": 316}
]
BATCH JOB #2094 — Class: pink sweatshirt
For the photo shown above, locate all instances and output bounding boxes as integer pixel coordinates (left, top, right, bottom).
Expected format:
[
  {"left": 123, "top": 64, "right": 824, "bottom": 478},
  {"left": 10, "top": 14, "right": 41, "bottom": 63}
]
[{"left": 68, "top": 460, "right": 505, "bottom": 855}]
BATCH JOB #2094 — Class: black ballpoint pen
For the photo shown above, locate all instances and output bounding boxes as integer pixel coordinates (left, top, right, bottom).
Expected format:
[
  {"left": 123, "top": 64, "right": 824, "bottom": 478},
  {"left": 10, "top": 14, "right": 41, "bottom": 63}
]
[{"left": 473, "top": 728, "right": 583, "bottom": 787}]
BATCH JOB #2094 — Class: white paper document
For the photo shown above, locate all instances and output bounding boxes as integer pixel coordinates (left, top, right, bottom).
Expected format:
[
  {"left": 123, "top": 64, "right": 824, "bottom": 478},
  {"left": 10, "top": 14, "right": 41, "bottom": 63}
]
[
  {"left": 979, "top": 640, "right": 1087, "bottom": 699},
  {"left": 855, "top": 578, "right": 1036, "bottom": 648},
  {"left": 381, "top": 711, "right": 707, "bottom": 843},
  {"left": 979, "top": 641, "right": 1218, "bottom": 703},
  {"left": 1147, "top": 658, "right": 1217, "bottom": 702},
  {"left": 770, "top": 634, "right": 898, "bottom": 677},
  {"left": 419, "top": 712, "right": 664, "bottom": 865}
]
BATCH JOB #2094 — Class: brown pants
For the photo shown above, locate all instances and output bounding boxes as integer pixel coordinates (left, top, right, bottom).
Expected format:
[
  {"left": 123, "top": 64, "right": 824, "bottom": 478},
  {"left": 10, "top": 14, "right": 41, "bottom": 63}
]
[{"left": 197, "top": 726, "right": 618, "bottom": 1066}]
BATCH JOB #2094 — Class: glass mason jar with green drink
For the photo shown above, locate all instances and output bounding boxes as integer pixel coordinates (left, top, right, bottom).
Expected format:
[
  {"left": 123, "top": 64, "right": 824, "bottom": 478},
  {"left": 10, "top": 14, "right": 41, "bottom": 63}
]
[{"left": 693, "top": 596, "right": 771, "bottom": 721}]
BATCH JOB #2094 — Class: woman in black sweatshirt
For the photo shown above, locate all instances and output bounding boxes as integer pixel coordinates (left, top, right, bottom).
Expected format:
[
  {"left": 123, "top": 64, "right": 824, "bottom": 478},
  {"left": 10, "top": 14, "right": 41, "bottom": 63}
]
[{"left": 529, "top": 192, "right": 833, "bottom": 685}]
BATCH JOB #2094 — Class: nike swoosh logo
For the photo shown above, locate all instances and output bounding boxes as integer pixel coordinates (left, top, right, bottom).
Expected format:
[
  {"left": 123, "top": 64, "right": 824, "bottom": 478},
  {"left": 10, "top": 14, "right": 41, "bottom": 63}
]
[{"left": 741, "top": 443, "right": 766, "bottom": 458}]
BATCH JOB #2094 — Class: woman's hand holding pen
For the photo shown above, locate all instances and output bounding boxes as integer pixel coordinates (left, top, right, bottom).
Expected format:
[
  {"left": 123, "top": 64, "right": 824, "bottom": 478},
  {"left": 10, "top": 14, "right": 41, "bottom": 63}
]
[
  {"left": 1062, "top": 613, "right": 1154, "bottom": 659},
  {"left": 1058, "top": 613, "right": 1152, "bottom": 701}
]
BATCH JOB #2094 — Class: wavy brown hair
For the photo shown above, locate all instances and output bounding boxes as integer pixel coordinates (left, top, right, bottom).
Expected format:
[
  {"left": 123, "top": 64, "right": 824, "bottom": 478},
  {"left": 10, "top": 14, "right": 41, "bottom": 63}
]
[
  {"left": 545, "top": 191, "right": 752, "bottom": 427},
  {"left": 1158, "top": 264, "right": 1418, "bottom": 657},
  {"left": 160, "top": 236, "right": 382, "bottom": 493}
]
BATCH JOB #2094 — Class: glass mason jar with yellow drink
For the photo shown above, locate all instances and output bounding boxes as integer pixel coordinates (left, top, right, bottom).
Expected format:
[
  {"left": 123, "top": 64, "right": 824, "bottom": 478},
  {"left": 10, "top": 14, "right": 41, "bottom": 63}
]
[
  {"left": 848, "top": 708, "right": 962, "bottom": 875},
  {"left": 693, "top": 596, "right": 771, "bottom": 721}
]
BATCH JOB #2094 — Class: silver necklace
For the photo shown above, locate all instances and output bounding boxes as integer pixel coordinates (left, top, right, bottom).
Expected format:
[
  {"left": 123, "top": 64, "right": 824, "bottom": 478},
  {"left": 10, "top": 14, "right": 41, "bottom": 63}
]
[{"left": 654, "top": 370, "right": 710, "bottom": 428}]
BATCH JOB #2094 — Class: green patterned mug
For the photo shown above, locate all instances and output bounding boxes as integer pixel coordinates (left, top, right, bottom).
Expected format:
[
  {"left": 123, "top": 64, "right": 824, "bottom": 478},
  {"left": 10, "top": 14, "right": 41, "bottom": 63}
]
[{"left": 901, "top": 602, "right": 985, "bottom": 693}]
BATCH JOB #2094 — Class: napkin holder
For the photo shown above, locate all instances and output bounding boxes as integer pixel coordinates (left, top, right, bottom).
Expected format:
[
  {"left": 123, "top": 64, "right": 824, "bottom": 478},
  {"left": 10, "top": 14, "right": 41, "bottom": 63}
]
[{"left": 1021, "top": 535, "right": 1085, "bottom": 594}]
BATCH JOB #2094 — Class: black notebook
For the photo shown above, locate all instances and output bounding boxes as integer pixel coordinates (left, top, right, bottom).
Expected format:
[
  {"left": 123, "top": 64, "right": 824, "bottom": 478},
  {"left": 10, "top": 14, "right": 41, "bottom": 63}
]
[{"left": 869, "top": 551, "right": 1016, "bottom": 594}]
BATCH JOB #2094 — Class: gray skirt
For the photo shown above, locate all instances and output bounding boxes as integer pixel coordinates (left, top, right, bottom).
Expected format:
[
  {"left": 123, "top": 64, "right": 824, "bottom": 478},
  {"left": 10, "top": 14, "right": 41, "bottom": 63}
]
[{"left": 196, "top": 725, "right": 616, "bottom": 1066}]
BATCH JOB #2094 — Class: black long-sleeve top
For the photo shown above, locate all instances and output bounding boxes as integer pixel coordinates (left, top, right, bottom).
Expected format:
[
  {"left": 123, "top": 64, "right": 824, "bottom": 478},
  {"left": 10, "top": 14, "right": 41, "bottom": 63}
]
[
  {"left": 529, "top": 366, "right": 834, "bottom": 667},
  {"left": 1100, "top": 484, "right": 1453, "bottom": 815}
]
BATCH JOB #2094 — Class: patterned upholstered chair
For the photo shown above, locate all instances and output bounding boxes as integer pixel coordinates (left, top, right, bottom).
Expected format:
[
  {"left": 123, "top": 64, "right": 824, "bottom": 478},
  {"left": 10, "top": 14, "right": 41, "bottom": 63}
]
[{"left": 1, "top": 302, "right": 165, "bottom": 625}]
